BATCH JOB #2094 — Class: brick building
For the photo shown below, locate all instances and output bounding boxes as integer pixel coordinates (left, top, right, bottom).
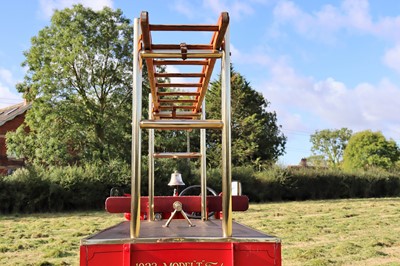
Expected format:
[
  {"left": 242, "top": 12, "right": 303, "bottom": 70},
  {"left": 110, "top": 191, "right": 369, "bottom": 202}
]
[{"left": 0, "top": 101, "right": 31, "bottom": 175}]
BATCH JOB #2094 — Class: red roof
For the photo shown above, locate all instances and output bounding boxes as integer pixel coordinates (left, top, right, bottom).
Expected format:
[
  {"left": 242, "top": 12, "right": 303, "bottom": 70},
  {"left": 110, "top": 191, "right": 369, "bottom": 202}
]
[{"left": 0, "top": 102, "right": 32, "bottom": 127}]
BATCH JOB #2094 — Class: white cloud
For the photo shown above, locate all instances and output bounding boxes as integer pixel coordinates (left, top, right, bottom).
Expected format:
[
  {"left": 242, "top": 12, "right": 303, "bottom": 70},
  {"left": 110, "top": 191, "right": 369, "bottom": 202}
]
[
  {"left": 271, "top": 0, "right": 400, "bottom": 43},
  {"left": 271, "top": 1, "right": 354, "bottom": 43},
  {"left": 267, "top": 1, "right": 400, "bottom": 139},
  {"left": 353, "top": 79, "right": 400, "bottom": 127},
  {"left": 39, "top": 0, "right": 113, "bottom": 18},
  {"left": 273, "top": 1, "right": 320, "bottom": 38},
  {"left": 259, "top": 57, "right": 400, "bottom": 140},
  {"left": 0, "top": 84, "right": 22, "bottom": 108},
  {"left": 273, "top": 1, "right": 307, "bottom": 23},
  {"left": 230, "top": 2, "right": 254, "bottom": 19},
  {"left": 224, "top": 0, "right": 400, "bottom": 162},
  {"left": 383, "top": 45, "right": 400, "bottom": 74},
  {"left": 0, "top": 67, "right": 22, "bottom": 108},
  {"left": 0, "top": 68, "right": 13, "bottom": 86},
  {"left": 373, "top": 16, "right": 400, "bottom": 42},
  {"left": 172, "top": 0, "right": 259, "bottom": 21},
  {"left": 230, "top": 43, "right": 271, "bottom": 66},
  {"left": 202, "top": 0, "right": 255, "bottom": 19},
  {"left": 202, "top": 0, "right": 226, "bottom": 15},
  {"left": 314, "top": 4, "right": 344, "bottom": 32},
  {"left": 171, "top": 0, "right": 197, "bottom": 19},
  {"left": 341, "top": 0, "right": 372, "bottom": 31}
]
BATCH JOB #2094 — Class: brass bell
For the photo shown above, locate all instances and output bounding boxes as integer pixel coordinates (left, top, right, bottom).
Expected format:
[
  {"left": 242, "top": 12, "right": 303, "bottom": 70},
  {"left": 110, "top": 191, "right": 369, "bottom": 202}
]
[{"left": 168, "top": 170, "right": 185, "bottom": 186}]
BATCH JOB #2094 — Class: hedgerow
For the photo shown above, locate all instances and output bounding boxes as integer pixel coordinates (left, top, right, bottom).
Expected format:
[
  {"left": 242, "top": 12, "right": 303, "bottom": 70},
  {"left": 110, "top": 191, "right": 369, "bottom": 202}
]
[
  {"left": 0, "top": 160, "right": 130, "bottom": 213},
  {"left": 1, "top": 164, "right": 399, "bottom": 213}
]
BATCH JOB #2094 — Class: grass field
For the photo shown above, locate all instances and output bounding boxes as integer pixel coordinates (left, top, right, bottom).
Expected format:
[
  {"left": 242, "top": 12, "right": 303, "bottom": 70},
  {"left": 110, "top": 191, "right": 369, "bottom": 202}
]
[{"left": 1, "top": 198, "right": 400, "bottom": 266}]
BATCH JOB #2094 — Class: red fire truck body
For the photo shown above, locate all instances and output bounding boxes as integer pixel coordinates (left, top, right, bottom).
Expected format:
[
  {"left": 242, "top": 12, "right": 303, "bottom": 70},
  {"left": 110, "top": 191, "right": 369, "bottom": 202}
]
[{"left": 80, "top": 224, "right": 281, "bottom": 266}]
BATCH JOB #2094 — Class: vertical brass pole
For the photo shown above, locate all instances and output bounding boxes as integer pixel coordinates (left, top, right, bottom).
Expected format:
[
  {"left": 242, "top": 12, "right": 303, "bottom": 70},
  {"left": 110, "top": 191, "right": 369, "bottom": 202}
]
[
  {"left": 148, "top": 94, "right": 155, "bottom": 221},
  {"left": 131, "top": 18, "right": 142, "bottom": 238},
  {"left": 221, "top": 25, "right": 232, "bottom": 237},
  {"left": 200, "top": 100, "right": 207, "bottom": 221}
]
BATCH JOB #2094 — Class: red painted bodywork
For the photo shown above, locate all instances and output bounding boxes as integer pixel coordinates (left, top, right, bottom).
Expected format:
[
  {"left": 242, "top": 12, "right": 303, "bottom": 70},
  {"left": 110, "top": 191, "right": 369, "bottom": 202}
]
[
  {"left": 80, "top": 242, "right": 282, "bottom": 266},
  {"left": 105, "top": 195, "right": 249, "bottom": 220},
  {"left": 81, "top": 195, "right": 281, "bottom": 265}
]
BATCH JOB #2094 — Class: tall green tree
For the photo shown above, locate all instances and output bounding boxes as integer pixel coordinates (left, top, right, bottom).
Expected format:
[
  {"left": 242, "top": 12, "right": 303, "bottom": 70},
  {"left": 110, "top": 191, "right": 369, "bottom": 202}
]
[
  {"left": 310, "top": 128, "right": 353, "bottom": 167},
  {"left": 205, "top": 66, "right": 286, "bottom": 167},
  {"left": 343, "top": 130, "right": 400, "bottom": 171},
  {"left": 7, "top": 5, "right": 133, "bottom": 165}
]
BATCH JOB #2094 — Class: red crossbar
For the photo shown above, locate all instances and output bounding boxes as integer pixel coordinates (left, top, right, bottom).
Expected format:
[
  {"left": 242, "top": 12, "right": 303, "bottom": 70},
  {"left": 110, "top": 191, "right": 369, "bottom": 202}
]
[{"left": 105, "top": 196, "right": 249, "bottom": 213}]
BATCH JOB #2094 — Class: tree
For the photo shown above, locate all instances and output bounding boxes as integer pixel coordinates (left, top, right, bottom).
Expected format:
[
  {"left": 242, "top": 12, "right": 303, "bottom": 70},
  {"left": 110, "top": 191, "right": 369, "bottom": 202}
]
[
  {"left": 310, "top": 128, "right": 353, "bottom": 167},
  {"left": 343, "top": 130, "right": 400, "bottom": 171},
  {"left": 306, "top": 155, "right": 327, "bottom": 167},
  {"left": 7, "top": 5, "right": 133, "bottom": 165},
  {"left": 205, "top": 66, "right": 286, "bottom": 167}
]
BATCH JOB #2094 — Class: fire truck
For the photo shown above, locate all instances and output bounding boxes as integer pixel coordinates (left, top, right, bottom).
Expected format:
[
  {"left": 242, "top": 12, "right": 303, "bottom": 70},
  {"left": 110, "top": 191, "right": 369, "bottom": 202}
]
[{"left": 80, "top": 11, "right": 281, "bottom": 266}]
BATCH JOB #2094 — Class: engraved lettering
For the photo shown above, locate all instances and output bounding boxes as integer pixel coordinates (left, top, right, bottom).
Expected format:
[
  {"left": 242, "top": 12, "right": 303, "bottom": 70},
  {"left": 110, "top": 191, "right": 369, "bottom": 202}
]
[{"left": 161, "top": 260, "right": 222, "bottom": 266}]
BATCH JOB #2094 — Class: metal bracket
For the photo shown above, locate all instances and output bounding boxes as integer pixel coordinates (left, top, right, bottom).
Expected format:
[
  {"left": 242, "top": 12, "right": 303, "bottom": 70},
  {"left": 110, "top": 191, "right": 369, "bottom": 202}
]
[
  {"left": 162, "top": 201, "right": 195, "bottom": 227},
  {"left": 180, "top": 42, "right": 188, "bottom": 60}
]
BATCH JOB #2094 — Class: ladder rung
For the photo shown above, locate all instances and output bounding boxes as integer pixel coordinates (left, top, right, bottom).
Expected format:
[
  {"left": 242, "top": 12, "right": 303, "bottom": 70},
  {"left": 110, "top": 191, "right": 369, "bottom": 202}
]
[
  {"left": 157, "top": 116, "right": 198, "bottom": 120},
  {"left": 155, "top": 73, "right": 205, "bottom": 78},
  {"left": 159, "top": 99, "right": 197, "bottom": 103},
  {"left": 153, "top": 152, "right": 202, "bottom": 159},
  {"left": 152, "top": 44, "right": 213, "bottom": 50},
  {"left": 149, "top": 24, "right": 219, "bottom": 31},
  {"left": 140, "top": 120, "right": 223, "bottom": 130},
  {"left": 158, "top": 92, "right": 200, "bottom": 96},
  {"left": 159, "top": 105, "right": 195, "bottom": 110},
  {"left": 153, "top": 60, "right": 209, "bottom": 66},
  {"left": 156, "top": 83, "right": 202, "bottom": 88},
  {"left": 141, "top": 52, "right": 222, "bottom": 59},
  {"left": 154, "top": 112, "right": 201, "bottom": 118}
]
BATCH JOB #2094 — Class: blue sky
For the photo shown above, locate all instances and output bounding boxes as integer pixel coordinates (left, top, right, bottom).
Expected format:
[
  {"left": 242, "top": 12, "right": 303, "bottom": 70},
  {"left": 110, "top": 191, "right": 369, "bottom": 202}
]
[{"left": 1, "top": 0, "right": 400, "bottom": 165}]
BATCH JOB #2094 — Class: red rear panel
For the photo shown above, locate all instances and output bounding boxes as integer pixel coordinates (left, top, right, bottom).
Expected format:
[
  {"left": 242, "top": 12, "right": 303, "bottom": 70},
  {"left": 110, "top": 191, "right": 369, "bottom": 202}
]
[
  {"left": 81, "top": 241, "right": 281, "bottom": 266},
  {"left": 130, "top": 242, "right": 233, "bottom": 266},
  {"left": 234, "top": 242, "right": 282, "bottom": 266}
]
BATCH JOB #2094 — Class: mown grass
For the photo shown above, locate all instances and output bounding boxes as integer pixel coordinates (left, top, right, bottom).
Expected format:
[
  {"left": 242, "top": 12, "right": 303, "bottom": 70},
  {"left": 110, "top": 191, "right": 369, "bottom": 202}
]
[
  {"left": 235, "top": 198, "right": 400, "bottom": 265},
  {"left": 0, "top": 212, "right": 122, "bottom": 266},
  {"left": 1, "top": 198, "right": 400, "bottom": 265}
]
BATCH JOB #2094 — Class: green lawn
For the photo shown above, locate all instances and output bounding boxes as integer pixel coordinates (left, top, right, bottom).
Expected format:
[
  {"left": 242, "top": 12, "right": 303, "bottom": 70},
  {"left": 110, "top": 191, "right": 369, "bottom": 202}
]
[{"left": 1, "top": 198, "right": 400, "bottom": 265}]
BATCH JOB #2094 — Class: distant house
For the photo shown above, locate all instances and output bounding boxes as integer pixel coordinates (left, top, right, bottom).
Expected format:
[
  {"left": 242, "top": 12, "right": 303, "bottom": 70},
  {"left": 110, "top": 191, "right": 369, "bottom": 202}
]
[
  {"left": 0, "top": 101, "right": 31, "bottom": 175},
  {"left": 288, "top": 158, "right": 328, "bottom": 170},
  {"left": 288, "top": 158, "right": 312, "bottom": 170}
]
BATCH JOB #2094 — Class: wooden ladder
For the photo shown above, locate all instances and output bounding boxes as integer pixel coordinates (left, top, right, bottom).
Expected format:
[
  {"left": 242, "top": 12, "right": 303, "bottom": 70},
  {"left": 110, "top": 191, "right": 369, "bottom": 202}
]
[{"left": 139, "top": 11, "right": 229, "bottom": 120}]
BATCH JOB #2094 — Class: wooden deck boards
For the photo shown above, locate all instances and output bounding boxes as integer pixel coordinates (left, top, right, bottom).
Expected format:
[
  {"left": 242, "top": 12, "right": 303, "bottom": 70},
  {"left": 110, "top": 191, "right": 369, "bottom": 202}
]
[{"left": 84, "top": 220, "right": 279, "bottom": 244}]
